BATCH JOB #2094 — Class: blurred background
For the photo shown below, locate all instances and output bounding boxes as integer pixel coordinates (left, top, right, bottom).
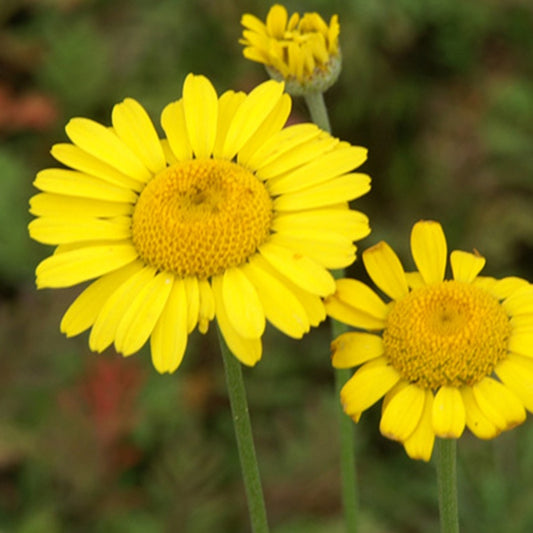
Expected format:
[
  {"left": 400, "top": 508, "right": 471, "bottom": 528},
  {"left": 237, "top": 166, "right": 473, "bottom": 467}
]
[{"left": 1, "top": 0, "right": 533, "bottom": 531}]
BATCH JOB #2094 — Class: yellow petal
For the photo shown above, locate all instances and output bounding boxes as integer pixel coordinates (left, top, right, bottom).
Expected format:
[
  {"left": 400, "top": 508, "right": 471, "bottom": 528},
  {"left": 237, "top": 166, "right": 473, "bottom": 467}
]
[
  {"left": 212, "top": 275, "right": 262, "bottom": 366},
  {"left": 36, "top": 243, "right": 138, "bottom": 288},
  {"left": 380, "top": 383, "right": 426, "bottom": 441},
  {"left": 34, "top": 169, "right": 138, "bottom": 203},
  {"left": 268, "top": 232, "right": 355, "bottom": 269},
  {"left": 212, "top": 90, "right": 247, "bottom": 159},
  {"left": 495, "top": 354, "right": 533, "bottom": 412},
  {"left": 461, "top": 386, "right": 500, "bottom": 439},
  {"left": 29, "top": 193, "right": 133, "bottom": 218},
  {"left": 272, "top": 209, "right": 370, "bottom": 240},
  {"left": 331, "top": 332, "right": 383, "bottom": 369},
  {"left": 403, "top": 390, "right": 436, "bottom": 462},
  {"left": 182, "top": 74, "right": 218, "bottom": 158},
  {"left": 503, "top": 283, "right": 533, "bottom": 317},
  {"left": 183, "top": 276, "right": 200, "bottom": 334},
  {"left": 362, "top": 241, "right": 409, "bottom": 301},
  {"left": 273, "top": 174, "right": 371, "bottom": 211},
  {"left": 111, "top": 98, "right": 166, "bottom": 174},
  {"left": 60, "top": 261, "right": 144, "bottom": 337},
  {"left": 222, "top": 267, "right": 265, "bottom": 339},
  {"left": 472, "top": 377, "right": 526, "bottom": 432},
  {"left": 237, "top": 93, "right": 291, "bottom": 168},
  {"left": 340, "top": 358, "right": 401, "bottom": 417},
  {"left": 257, "top": 131, "right": 337, "bottom": 180},
  {"left": 246, "top": 123, "right": 321, "bottom": 173},
  {"left": 268, "top": 145, "right": 368, "bottom": 195},
  {"left": 115, "top": 271, "right": 174, "bottom": 355},
  {"left": 507, "top": 331, "right": 533, "bottom": 358},
  {"left": 222, "top": 80, "right": 285, "bottom": 160},
  {"left": 266, "top": 4, "right": 288, "bottom": 37},
  {"left": 328, "top": 278, "right": 389, "bottom": 321},
  {"left": 410, "top": 220, "right": 447, "bottom": 285},
  {"left": 29, "top": 216, "right": 131, "bottom": 245},
  {"left": 259, "top": 241, "right": 335, "bottom": 296},
  {"left": 450, "top": 250, "right": 486, "bottom": 283},
  {"left": 244, "top": 258, "right": 309, "bottom": 338},
  {"left": 65, "top": 117, "right": 151, "bottom": 182},
  {"left": 198, "top": 279, "right": 215, "bottom": 334},
  {"left": 431, "top": 386, "right": 465, "bottom": 438},
  {"left": 89, "top": 266, "right": 156, "bottom": 352},
  {"left": 51, "top": 143, "right": 143, "bottom": 191},
  {"left": 151, "top": 278, "right": 189, "bottom": 373},
  {"left": 160, "top": 100, "right": 193, "bottom": 161}
]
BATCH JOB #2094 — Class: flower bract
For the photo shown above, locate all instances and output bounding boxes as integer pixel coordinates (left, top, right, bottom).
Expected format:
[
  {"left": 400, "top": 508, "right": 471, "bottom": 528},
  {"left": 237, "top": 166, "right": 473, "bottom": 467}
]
[
  {"left": 29, "top": 74, "right": 370, "bottom": 373},
  {"left": 240, "top": 4, "right": 341, "bottom": 95},
  {"left": 326, "top": 220, "right": 533, "bottom": 461}
]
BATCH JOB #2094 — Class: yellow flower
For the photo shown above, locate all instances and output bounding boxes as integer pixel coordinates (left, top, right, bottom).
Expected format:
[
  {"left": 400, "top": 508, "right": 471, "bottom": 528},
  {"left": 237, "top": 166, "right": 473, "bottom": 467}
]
[
  {"left": 326, "top": 220, "right": 533, "bottom": 461},
  {"left": 240, "top": 4, "right": 341, "bottom": 95},
  {"left": 29, "top": 74, "right": 370, "bottom": 374}
]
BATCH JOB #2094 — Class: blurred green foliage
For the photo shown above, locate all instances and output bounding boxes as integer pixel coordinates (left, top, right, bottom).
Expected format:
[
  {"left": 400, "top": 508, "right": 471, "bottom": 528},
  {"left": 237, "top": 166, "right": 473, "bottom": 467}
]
[{"left": 1, "top": 0, "right": 533, "bottom": 531}]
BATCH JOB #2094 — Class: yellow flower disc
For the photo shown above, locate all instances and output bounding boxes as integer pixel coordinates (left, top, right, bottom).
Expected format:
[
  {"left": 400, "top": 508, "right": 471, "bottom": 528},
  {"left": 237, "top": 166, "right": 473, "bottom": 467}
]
[
  {"left": 383, "top": 280, "right": 512, "bottom": 389},
  {"left": 132, "top": 159, "right": 272, "bottom": 279}
]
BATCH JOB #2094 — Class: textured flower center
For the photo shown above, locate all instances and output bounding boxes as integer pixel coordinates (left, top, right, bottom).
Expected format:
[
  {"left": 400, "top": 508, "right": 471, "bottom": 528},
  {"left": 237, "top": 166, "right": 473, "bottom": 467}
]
[
  {"left": 383, "top": 280, "right": 511, "bottom": 389},
  {"left": 131, "top": 159, "right": 273, "bottom": 279}
]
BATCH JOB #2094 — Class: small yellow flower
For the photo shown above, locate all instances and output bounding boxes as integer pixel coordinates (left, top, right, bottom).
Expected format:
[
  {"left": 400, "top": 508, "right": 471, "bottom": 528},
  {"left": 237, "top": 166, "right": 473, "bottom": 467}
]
[
  {"left": 326, "top": 220, "right": 533, "bottom": 461},
  {"left": 29, "top": 74, "right": 370, "bottom": 374},
  {"left": 240, "top": 4, "right": 341, "bottom": 95}
]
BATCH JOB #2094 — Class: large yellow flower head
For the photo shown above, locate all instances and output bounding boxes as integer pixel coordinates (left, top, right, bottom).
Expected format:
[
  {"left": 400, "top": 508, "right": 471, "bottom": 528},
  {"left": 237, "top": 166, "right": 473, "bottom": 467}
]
[
  {"left": 29, "top": 74, "right": 370, "bottom": 374},
  {"left": 240, "top": 4, "right": 341, "bottom": 95},
  {"left": 326, "top": 220, "right": 533, "bottom": 461}
]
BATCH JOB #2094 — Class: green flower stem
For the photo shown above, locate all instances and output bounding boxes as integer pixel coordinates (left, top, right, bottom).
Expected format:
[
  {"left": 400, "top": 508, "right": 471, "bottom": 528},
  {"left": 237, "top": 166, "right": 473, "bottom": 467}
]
[
  {"left": 436, "top": 438, "right": 460, "bottom": 533},
  {"left": 304, "top": 85, "right": 359, "bottom": 531},
  {"left": 218, "top": 331, "right": 269, "bottom": 533},
  {"left": 303, "top": 91, "right": 331, "bottom": 133},
  {"left": 332, "top": 319, "right": 359, "bottom": 533}
]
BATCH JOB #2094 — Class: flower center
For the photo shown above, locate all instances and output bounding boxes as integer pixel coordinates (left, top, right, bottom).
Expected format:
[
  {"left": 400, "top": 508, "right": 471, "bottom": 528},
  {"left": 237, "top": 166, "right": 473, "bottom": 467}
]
[
  {"left": 131, "top": 159, "right": 273, "bottom": 279},
  {"left": 382, "top": 280, "right": 512, "bottom": 389}
]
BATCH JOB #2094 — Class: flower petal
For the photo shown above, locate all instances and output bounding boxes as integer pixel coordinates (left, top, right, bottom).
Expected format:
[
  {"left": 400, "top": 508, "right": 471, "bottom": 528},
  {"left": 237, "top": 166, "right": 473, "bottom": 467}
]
[
  {"left": 198, "top": 279, "right": 215, "bottom": 334},
  {"left": 508, "top": 331, "right": 533, "bottom": 358},
  {"left": 461, "top": 386, "right": 500, "bottom": 439},
  {"left": 30, "top": 193, "right": 133, "bottom": 218},
  {"left": 151, "top": 278, "right": 189, "bottom": 374},
  {"left": 36, "top": 243, "right": 138, "bottom": 288},
  {"left": 432, "top": 386, "right": 465, "bottom": 438},
  {"left": 89, "top": 266, "right": 156, "bottom": 352},
  {"left": 403, "top": 390, "right": 435, "bottom": 462},
  {"left": 182, "top": 74, "right": 218, "bottom": 159},
  {"left": 363, "top": 241, "right": 409, "bottom": 300},
  {"left": 244, "top": 258, "right": 309, "bottom": 338},
  {"left": 222, "top": 80, "right": 285, "bottom": 160},
  {"left": 115, "top": 271, "right": 174, "bottom": 355},
  {"left": 340, "top": 358, "right": 401, "bottom": 418},
  {"left": 212, "top": 275, "right": 262, "bottom": 366},
  {"left": 472, "top": 377, "right": 526, "bottom": 432},
  {"left": 503, "top": 283, "right": 533, "bottom": 317},
  {"left": 111, "top": 98, "right": 166, "bottom": 174},
  {"left": 331, "top": 332, "right": 383, "bottom": 369},
  {"left": 259, "top": 241, "right": 335, "bottom": 296},
  {"left": 212, "top": 90, "right": 247, "bottom": 159},
  {"left": 65, "top": 117, "right": 151, "bottom": 182},
  {"left": 450, "top": 250, "right": 486, "bottom": 283},
  {"left": 380, "top": 383, "right": 426, "bottom": 442},
  {"left": 495, "top": 354, "right": 533, "bottom": 412},
  {"left": 160, "top": 100, "right": 193, "bottom": 161},
  {"left": 60, "top": 261, "right": 144, "bottom": 337},
  {"left": 51, "top": 143, "right": 144, "bottom": 191},
  {"left": 410, "top": 220, "right": 447, "bottom": 285},
  {"left": 222, "top": 267, "right": 265, "bottom": 339}
]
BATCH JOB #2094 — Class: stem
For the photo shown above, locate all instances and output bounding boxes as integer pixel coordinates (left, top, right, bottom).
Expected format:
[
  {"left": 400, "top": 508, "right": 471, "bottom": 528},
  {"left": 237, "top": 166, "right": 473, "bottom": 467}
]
[
  {"left": 303, "top": 91, "right": 331, "bottom": 133},
  {"left": 436, "top": 439, "right": 460, "bottom": 533},
  {"left": 302, "top": 73, "right": 358, "bottom": 533},
  {"left": 218, "top": 330, "right": 269, "bottom": 533}
]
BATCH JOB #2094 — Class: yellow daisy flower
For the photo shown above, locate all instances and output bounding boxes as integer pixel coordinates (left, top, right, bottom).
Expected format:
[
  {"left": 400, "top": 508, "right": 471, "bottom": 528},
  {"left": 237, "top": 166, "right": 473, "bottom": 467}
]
[
  {"left": 326, "top": 220, "right": 533, "bottom": 461},
  {"left": 29, "top": 74, "right": 370, "bottom": 374},
  {"left": 240, "top": 4, "right": 341, "bottom": 95}
]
